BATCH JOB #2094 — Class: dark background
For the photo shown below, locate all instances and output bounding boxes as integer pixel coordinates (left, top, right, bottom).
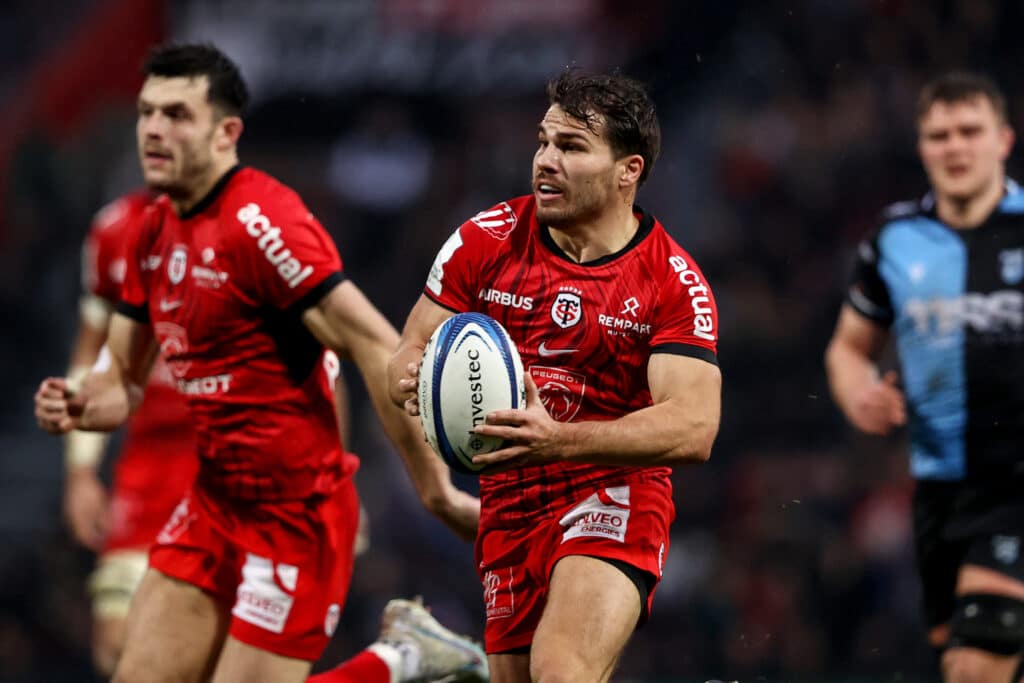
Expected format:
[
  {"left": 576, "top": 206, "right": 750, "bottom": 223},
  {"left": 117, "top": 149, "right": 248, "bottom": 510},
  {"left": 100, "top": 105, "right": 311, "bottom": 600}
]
[{"left": 4, "top": 1, "right": 1024, "bottom": 681}]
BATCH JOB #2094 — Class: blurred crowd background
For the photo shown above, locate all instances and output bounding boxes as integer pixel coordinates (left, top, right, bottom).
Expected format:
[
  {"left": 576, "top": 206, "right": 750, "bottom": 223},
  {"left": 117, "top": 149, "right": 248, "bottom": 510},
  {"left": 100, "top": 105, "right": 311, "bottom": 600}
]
[{"left": 4, "top": 1, "right": 1024, "bottom": 681}]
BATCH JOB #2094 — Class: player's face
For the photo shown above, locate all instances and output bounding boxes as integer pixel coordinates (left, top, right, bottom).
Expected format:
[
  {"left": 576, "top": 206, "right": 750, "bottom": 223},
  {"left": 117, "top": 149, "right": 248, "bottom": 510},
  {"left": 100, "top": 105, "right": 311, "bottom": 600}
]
[
  {"left": 136, "top": 76, "right": 221, "bottom": 197},
  {"left": 533, "top": 105, "right": 620, "bottom": 228},
  {"left": 918, "top": 96, "right": 1013, "bottom": 204}
]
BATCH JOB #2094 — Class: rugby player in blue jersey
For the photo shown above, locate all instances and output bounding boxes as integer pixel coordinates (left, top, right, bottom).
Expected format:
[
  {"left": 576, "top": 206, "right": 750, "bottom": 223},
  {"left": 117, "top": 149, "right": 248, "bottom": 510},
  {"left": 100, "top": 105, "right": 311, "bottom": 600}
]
[{"left": 827, "top": 71, "right": 1024, "bottom": 683}]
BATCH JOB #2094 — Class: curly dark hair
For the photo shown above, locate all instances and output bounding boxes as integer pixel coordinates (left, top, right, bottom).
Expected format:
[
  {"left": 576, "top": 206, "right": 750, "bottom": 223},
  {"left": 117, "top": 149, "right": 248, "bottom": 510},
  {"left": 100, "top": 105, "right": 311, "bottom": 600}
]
[
  {"left": 546, "top": 69, "right": 661, "bottom": 185},
  {"left": 142, "top": 43, "right": 249, "bottom": 117}
]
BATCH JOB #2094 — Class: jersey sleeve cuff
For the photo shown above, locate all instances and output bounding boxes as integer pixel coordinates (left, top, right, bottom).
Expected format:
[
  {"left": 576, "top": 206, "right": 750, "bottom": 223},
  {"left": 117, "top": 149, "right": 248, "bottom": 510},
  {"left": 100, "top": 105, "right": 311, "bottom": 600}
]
[
  {"left": 422, "top": 289, "right": 464, "bottom": 314},
  {"left": 289, "top": 271, "right": 345, "bottom": 313},
  {"left": 115, "top": 301, "right": 150, "bottom": 324},
  {"left": 650, "top": 342, "right": 718, "bottom": 366},
  {"left": 846, "top": 288, "right": 893, "bottom": 325}
]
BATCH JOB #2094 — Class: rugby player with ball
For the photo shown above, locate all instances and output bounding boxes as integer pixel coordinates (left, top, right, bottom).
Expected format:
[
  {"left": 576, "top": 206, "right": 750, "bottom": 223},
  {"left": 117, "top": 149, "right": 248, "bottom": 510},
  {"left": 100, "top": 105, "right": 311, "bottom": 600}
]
[{"left": 390, "top": 69, "right": 722, "bottom": 683}]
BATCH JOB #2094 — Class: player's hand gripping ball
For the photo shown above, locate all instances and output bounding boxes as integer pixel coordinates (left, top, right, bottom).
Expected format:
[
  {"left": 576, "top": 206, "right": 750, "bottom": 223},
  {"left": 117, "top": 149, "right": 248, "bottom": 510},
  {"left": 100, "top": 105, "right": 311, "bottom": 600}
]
[{"left": 419, "top": 313, "right": 526, "bottom": 474}]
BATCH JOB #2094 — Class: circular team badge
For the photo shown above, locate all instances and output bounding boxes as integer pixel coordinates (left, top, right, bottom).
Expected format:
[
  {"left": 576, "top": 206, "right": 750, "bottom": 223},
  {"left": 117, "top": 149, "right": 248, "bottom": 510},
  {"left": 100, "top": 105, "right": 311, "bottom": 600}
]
[{"left": 168, "top": 245, "right": 188, "bottom": 285}]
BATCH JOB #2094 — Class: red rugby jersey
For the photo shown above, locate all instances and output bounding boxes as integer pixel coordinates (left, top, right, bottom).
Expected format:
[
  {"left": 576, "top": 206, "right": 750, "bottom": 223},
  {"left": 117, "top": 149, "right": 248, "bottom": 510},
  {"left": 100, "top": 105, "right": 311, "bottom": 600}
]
[
  {"left": 85, "top": 192, "right": 197, "bottom": 461},
  {"left": 85, "top": 192, "right": 198, "bottom": 549},
  {"left": 425, "top": 195, "right": 719, "bottom": 527},
  {"left": 118, "top": 167, "right": 352, "bottom": 502}
]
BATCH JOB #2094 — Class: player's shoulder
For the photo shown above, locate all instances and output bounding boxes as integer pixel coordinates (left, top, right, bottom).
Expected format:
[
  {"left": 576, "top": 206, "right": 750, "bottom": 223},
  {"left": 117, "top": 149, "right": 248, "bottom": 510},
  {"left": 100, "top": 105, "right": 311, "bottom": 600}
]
[
  {"left": 222, "top": 167, "right": 303, "bottom": 209},
  {"left": 459, "top": 195, "right": 534, "bottom": 243},
  {"left": 880, "top": 197, "right": 927, "bottom": 225},
  {"left": 90, "top": 190, "right": 153, "bottom": 236},
  {"left": 845, "top": 195, "right": 929, "bottom": 259},
  {"left": 639, "top": 209, "right": 708, "bottom": 276},
  {"left": 220, "top": 167, "right": 314, "bottom": 233},
  {"left": 996, "top": 178, "right": 1024, "bottom": 216}
]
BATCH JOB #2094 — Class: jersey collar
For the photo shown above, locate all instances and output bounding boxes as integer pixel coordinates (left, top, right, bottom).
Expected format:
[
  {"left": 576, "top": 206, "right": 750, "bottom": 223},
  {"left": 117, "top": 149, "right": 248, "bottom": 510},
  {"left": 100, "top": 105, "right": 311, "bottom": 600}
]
[
  {"left": 180, "top": 165, "right": 243, "bottom": 220},
  {"left": 539, "top": 204, "right": 655, "bottom": 267}
]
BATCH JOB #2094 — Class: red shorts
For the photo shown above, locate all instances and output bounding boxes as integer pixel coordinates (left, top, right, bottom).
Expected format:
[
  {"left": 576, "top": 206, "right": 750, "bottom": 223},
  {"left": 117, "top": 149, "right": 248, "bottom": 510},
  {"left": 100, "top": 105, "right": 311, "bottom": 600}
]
[
  {"left": 104, "top": 447, "right": 197, "bottom": 553},
  {"left": 148, "top": 477, "right": 359, "bottom": 661},
  {"left": 475, "top": 478, "right": 673, "bottom": 653}
]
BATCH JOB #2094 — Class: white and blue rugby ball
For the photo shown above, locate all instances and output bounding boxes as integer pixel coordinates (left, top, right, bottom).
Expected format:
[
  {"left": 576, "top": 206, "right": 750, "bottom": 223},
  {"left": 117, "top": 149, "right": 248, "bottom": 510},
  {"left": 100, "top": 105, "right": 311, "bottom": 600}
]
[{"left": 419, "top": 313, "right": 526, "bottom": 474}]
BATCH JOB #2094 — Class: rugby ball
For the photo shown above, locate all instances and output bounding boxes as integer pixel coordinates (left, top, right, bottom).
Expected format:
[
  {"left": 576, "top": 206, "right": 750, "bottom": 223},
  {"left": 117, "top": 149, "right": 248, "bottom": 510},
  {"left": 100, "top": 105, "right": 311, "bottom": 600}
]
[{"left": 419, "top": 313, "right": 526, "bottom": 474}]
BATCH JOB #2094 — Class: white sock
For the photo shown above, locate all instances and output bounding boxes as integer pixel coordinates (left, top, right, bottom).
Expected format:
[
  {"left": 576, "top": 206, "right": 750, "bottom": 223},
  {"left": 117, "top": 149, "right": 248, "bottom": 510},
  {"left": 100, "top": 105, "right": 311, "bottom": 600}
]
[{"left": 367, "top": 641, "right": 422, "bottom": 683}]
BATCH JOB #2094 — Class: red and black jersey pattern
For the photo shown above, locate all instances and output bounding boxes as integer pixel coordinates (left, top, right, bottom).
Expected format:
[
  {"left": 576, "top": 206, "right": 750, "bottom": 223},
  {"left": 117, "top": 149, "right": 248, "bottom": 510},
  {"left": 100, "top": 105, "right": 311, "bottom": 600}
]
[
  {"left": 84, "top": 191, "right": 197, "bottom": 547},
  {"left": 424, "top": 195, "right": 718, "bottom": 526},
  {"left": 118, "top": 167, "right": 352, "bottom": 501}
]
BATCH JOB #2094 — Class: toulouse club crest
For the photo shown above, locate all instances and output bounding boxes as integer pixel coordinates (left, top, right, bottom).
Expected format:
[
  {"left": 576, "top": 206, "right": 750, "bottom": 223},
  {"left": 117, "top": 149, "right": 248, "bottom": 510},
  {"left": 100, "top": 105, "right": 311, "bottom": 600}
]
[
  {"left": 999, "top": 248, "right": 1024, "bottom": 285},
  {"left": 551, "top": 286, "right": 583, "bottom": 329},
  {"left": 168, "top": 245, "right": 188, "bottom": 285}
]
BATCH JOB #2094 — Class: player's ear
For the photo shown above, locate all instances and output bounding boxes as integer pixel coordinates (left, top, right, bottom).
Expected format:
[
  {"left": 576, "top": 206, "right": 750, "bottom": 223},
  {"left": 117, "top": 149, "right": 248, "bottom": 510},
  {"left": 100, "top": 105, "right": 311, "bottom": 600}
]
[
  {"left": 999, "top": 123, "right": 1015, "bottom": 161},
  {"left": 215, "top": 115, "right": 244, "bottom": 151},
  {"left": 619, "top": 154, "right": 644, "bottom": 188}
]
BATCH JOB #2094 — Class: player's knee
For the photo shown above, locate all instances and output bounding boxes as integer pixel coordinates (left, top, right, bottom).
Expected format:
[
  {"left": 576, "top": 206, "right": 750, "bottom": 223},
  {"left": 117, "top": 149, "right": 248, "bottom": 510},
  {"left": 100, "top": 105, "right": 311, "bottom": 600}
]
[
  {"left": 947, "top": 593, "right": 1024, "bottom": 657},
  {"left": 529, "top": 651, "right": 593, "bottom": 683},
  {"left": 942, "top": 647, "right": 1004, "bottom": 683}
]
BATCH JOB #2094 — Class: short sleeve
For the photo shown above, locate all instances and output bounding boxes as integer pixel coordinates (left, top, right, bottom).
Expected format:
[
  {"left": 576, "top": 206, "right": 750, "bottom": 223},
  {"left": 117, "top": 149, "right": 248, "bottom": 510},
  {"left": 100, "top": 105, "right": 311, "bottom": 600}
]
[
  {"left": 116, "top": 206, "right": 159, "bottom": 324},
  {"left": 84, "top": 196, "right": 139, "bottom": 302},
  {"left": 423, "top": 224, "right": 480, "bottom": 312},
  {"left": 846, "top": 236, "right": 894, "bottom": 325},
  {"left": 233, "top": 198, "right": 344, "bottom": 311},
  {"left": 650, "top": 251, "right": 719, "bottom": 365}
]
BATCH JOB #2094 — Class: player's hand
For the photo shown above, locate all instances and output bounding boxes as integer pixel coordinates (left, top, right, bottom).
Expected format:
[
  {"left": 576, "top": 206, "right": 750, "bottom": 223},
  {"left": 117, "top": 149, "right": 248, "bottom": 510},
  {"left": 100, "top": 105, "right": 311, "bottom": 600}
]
[
  {"left": 848, "top": 370, "right": 907, "bottom": 435},
  {"left": 64, "top": 467, "right": 110, "bottom": 551},
  {"left": 397, "top": 361, "right": 422, "bottom": 417},
  {"left": 35, "top": 377, "right": 85, "bottom": 434},
  {"left": 471, "top": 374, "right": 562, "bottom": 470}
]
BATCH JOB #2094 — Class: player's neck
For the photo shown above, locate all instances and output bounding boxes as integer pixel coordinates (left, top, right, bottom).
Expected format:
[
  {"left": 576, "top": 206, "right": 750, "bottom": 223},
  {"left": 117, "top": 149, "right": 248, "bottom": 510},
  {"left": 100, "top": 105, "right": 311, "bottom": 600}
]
[
  {"left": 171, "top": 154, "right": 239, "bottom": 216},
  {"left": 935, "top": 176, "right": 1005, "bottom": 230},
  {"left": 547, "top": 200, "right": 639, "bottom": 263}
]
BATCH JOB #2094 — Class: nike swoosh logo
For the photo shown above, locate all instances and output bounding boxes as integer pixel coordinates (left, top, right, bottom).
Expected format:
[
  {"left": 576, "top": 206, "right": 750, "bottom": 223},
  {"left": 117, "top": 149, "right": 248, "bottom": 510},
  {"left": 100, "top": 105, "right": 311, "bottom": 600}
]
[
  {"left": 538, "top": 341, "right": 578, "bottom": 357},
  {"left": 159, "top": 299, "right": 183, "bottom": 312}
]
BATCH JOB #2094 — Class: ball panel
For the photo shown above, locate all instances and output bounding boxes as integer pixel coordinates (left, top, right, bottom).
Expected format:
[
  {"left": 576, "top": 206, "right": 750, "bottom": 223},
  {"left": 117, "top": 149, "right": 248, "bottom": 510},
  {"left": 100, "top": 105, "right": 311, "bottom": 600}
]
[{"left": 418, "top": 312, "right": 525, "bottom": 475}]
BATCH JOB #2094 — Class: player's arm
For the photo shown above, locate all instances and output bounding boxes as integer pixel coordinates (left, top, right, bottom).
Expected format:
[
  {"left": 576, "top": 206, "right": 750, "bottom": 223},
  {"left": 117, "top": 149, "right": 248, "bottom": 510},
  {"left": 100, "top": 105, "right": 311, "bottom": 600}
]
[
  {"left": 387, "top": 294, "right": 454, "bottom": 412},
  {"left": 825, "top": 304, "right": 907, "bottom": 435},
  {"left": 36, "top": 313, "right": 156, "bottom": 435},
  {"left": 62, "top": 293, "right": 116, "bottom": 550},
  {"left": 303, "top": 282, "right": 478, "bottom": 541},
  {"left": 65, "top": 293, "right": 115, "bottom": 464},
  {"left": 474, "top": 353, "right": 721, "bottom": 468}
]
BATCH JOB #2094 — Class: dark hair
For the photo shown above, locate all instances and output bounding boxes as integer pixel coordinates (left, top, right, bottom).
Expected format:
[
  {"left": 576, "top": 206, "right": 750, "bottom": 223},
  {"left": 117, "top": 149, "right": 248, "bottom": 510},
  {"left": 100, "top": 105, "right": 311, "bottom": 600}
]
[
  {"left": 916, "top": 70, "right": 1008, "bottom": 125},
  {"left": 142, "top": 43, "right": 249, "bottom": 116},
  {"left": 546, "top": 69, "right": 661, "bottom": 185}
]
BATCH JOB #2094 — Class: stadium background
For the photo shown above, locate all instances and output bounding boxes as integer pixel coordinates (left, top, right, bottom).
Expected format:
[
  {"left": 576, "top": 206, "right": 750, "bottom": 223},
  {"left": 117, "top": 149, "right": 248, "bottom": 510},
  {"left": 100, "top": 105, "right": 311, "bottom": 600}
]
[{"left": 3, "top": 1, "right": 1024, "bottom": 681}]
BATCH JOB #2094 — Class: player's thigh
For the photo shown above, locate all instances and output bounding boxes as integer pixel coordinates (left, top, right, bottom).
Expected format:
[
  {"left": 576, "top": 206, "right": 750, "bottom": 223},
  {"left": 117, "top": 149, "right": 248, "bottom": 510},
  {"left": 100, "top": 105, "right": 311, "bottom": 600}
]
[
  {"left": 488, "top": 651, "right": 532, "bottom": 683},
  {"left": 212, "top": 636, "right": 312, "bottom": 683},
  {"left": 957, "top": 564, "right": 1024, "bottom": 599},
  {"left": 531, "top": 554, "right": 641, "bottom": 683},
  {"left": 113, "top": 568, "right": 229, "bottom": 683}
]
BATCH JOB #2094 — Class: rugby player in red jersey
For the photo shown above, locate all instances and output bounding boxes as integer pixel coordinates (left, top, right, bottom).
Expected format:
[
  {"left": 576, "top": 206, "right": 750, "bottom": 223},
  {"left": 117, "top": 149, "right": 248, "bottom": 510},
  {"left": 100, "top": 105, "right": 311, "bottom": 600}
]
[
  {"left": 64, "top": 191, "right": 197, "bottom": 677},
  {"left": 389, "top": 70, "right": 723, "bottom": 682},
  {"left": 35, "top": 43, "right": 484, "bottom": 683}
]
